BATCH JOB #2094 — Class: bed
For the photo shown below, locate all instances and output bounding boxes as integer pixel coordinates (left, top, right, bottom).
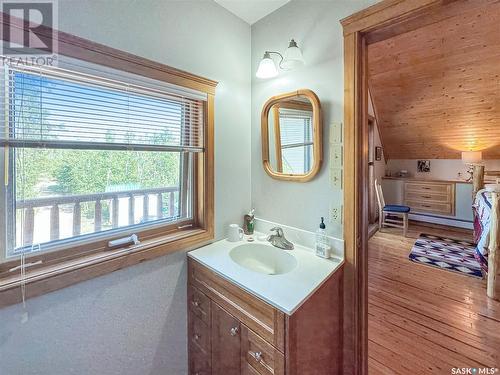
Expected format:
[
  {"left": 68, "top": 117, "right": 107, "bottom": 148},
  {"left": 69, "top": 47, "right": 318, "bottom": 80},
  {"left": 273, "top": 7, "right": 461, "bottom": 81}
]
[{"left": 472, "top": 166, "right": 500, "bottom": 301}]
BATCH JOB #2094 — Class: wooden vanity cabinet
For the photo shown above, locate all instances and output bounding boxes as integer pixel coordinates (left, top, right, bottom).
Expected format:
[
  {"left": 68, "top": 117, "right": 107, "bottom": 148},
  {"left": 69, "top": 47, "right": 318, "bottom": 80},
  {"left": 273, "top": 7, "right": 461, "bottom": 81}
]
[{"left": 187, "top": 258, "right": 343, "bottom": 375}]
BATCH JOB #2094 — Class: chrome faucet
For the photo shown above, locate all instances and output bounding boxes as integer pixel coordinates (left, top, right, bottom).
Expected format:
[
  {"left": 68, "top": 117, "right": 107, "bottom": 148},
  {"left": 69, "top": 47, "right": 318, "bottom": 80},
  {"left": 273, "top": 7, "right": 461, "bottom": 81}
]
[{"left": 267, "top": 227, "right": 294, "bottom": 250}]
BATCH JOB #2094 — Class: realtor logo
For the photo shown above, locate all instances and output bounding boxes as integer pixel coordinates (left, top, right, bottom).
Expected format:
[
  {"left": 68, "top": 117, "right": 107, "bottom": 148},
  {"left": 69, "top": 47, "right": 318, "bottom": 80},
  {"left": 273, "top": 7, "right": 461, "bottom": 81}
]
[{"left": 1, "top": 0, "right": 58, "bottom": 56}]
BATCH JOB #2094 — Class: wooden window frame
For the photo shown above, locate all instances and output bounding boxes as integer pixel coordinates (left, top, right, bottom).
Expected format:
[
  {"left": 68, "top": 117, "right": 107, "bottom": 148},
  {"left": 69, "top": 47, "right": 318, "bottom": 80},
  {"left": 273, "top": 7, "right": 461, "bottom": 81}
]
[
  {"left": 340, "top": 1, "right": 459, "bottom": 374},
  {"left": 0, "top": 13, "right": 217, "bottom": 308}
]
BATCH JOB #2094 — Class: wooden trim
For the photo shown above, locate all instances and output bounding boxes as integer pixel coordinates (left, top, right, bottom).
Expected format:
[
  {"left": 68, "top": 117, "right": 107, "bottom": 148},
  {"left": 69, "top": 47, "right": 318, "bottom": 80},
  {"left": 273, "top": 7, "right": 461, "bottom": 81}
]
[
  {"left": 0, "top": 228, "right": 213, "bottom": 308},
  {"left": 260, "top": 89, "right": 322, "bottom": 182},
  {"left": 340, "top": 0, "right": 448, "bottom": 37},
  {"left": 0, "top": 12, "right": 218, "bottom": 95},
  {"left": 274, "top": 100, "right": 313, "bottom": 112},
  {"left": 0, "top": 218, "right": 195, "bottom": 276},
  {"left": 0, "top": 17, "right": 216, "bottom": 307},
  {"left": 367, "top": 84, "right": 388, "bottom": 161},
  {"left": 272, "top": 106, "right": 284, "bottom": 173},
  {"left": 202, "top": 94, "right": 215, "bottom": 239},
  {"left": 342, "top": 30, "right": 365, "bottom": 375},
  {"left": 368, "top": 117, "right": 376, "bottom": 224},
  {"left": 341, "top": 1, "right": 465, "bottom": 374}
]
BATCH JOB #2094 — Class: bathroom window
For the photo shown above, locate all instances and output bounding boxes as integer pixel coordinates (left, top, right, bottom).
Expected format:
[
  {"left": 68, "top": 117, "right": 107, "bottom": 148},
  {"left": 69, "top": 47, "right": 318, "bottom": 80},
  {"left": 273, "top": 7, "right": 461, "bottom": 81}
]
[
  {"left": 278, "top": 108, "right": 313, "bottom": 174},
  {"left": 0, "top": 61, "right": 209, "bottom": 263}
]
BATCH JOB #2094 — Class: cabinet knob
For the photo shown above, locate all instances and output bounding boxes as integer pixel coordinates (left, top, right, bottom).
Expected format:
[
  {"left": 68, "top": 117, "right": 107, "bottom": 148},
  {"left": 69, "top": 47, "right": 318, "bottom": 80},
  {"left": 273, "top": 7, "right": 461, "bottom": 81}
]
[
  {"left": 250, "top": 351, "right": 263, "bottom": 362},
  {"left": 230, "top": 327, "right": 239, "bottom": 336},
  {"left": 194, "top": 334, "right": 200, "bottom": 341},
  {"left": 192, "top": 300, "right": 200, "bottom": 307}
]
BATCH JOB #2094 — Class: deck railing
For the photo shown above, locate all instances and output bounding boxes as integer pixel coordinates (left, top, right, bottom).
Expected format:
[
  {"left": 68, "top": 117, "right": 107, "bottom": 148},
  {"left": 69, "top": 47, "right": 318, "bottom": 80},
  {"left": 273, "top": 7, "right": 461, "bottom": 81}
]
[{"left": 16, "top": 186, "right": 179, "bottom": 246}]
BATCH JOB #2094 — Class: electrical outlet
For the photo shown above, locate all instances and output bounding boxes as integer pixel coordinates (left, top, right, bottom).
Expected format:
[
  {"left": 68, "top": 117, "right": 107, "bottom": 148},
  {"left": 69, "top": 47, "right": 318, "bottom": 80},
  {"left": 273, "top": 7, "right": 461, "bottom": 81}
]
[{"left": 330, "top": 204, "right": 343, "bottom": 224}]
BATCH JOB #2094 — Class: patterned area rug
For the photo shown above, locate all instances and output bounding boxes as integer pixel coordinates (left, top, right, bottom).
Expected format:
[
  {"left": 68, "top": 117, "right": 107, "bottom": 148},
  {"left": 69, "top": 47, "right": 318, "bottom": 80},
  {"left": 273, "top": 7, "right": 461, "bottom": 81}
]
[{"left": 409, "top": 233, "right": 482, "bottom": 278}]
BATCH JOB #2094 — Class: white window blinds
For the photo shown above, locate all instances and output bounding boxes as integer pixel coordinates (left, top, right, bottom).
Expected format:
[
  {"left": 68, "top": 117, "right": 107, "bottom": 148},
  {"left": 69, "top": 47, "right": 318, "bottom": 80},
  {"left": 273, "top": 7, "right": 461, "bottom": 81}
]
[
  {"left": 278, "top": 108, "right": 313, "bottom": 148},
  {"left": 0, "top": 64, "right": 206, "bottom": 152}
]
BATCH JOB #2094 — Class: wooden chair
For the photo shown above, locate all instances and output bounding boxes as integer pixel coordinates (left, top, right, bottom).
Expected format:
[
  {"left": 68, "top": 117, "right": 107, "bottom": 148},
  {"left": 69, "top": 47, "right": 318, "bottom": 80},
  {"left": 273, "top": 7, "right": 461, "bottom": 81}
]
[{"left": 374, "top": 179, "right": 410, "bottom": 236}]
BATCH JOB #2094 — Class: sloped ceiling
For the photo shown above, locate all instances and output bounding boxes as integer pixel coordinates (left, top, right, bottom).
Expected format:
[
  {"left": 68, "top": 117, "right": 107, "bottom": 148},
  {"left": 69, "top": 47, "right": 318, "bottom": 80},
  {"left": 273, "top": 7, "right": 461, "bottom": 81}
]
[{"left": 368, "top": 0, "right": 500, "bottom": 160}]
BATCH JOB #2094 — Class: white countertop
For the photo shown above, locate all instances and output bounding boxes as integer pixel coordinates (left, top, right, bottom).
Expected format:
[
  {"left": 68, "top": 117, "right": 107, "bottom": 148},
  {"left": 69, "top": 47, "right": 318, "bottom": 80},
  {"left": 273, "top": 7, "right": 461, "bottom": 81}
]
[{"left": 187, "top": 234, "right": 344, "bottom": 315}]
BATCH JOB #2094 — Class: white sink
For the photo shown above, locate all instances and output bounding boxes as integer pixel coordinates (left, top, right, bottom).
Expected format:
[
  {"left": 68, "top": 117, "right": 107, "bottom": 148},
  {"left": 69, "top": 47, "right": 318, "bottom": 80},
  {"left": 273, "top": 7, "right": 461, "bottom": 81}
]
[{"left": 229, "top": 243, "right": 297, "bottom": 275}]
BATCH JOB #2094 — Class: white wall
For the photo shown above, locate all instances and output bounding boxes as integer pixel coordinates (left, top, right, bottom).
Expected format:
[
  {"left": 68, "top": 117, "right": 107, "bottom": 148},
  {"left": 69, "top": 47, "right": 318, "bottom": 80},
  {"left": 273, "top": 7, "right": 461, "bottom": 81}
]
[
  {"left": 251, "top": 0, "right": 378, "bottom": 238},
  {"left": 0, "top": 252, "right": 188, "bottom": 375},
  {"left": 387, "top": 159, "right": 500, "bottom": 181},
  {"left": 0, "top": 1, "right": 251, "bottom": 374}
]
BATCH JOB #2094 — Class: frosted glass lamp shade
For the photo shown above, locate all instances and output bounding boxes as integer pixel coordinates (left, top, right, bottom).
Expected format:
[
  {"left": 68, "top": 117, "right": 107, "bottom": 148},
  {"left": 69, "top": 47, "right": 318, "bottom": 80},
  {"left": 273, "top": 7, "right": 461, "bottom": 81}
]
[
  {"left": 281, "top": 39, "right": 304, "bottom": 70},
  {"left": 256, "top": 52, "right": 278, "bottom": 79},
  {"left": 462, "top": 151, "right": 482, "bottom": 164}
]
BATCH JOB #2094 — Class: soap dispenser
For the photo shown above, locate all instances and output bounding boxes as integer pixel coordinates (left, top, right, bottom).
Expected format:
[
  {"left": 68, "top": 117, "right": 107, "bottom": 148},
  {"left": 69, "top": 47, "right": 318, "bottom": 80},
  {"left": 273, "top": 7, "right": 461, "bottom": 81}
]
[{"left": 315, "top": 217, "right": 331, "bottom": 259}]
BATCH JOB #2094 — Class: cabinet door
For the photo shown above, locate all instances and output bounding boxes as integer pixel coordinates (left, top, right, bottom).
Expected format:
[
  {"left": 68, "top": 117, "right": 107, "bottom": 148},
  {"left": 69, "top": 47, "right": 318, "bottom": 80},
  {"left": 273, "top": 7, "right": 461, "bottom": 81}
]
[{"left": 211, "top": 301, "right": 241, "bottom": 373}]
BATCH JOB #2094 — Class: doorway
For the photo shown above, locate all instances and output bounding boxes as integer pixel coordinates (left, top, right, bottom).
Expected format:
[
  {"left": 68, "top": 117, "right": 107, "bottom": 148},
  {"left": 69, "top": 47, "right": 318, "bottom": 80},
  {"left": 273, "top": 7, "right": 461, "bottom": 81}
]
[{"left": 340, "top": 1, "right": 482, "bottom": 374}]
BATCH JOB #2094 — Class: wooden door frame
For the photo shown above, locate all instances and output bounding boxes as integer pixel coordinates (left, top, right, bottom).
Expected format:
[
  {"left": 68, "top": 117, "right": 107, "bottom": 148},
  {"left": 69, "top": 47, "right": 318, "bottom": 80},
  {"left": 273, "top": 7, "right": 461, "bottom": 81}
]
[{"left": 340, "top": 1, "right": 458, "bottom": 374}]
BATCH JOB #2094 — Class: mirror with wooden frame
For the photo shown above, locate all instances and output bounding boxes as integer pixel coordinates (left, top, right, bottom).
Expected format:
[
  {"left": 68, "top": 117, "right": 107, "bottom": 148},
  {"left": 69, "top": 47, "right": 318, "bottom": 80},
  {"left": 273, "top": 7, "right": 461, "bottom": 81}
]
[{"left": 261, "top": 89, "right": 322, "bottom": 182}]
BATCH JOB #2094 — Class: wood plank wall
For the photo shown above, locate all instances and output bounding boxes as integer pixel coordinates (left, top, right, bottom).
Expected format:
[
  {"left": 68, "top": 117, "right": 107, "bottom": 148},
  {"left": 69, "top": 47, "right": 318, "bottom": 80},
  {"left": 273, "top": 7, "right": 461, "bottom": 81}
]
[{"left": 368, "top": 0, "right": 500, "bottom": 160}]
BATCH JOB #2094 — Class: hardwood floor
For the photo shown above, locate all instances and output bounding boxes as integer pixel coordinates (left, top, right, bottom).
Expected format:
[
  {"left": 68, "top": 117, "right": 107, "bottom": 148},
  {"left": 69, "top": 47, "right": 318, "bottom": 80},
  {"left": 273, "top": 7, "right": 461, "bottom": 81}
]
[{"left": 368, "top": 224, "right": 500, "bottom": 374}]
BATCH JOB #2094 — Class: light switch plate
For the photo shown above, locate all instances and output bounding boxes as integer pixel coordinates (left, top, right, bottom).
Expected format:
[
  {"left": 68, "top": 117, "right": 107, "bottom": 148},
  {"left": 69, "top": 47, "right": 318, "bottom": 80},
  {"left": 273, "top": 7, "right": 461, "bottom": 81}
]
[
  {"left": 330, "top": 145, "right": 343, "bottom": 168},
  {"left": 330, "top": 168, "right": 342, "bottom": 189},
  {"left": 330, "top": 122, "right": 342, "bottom": 144}
]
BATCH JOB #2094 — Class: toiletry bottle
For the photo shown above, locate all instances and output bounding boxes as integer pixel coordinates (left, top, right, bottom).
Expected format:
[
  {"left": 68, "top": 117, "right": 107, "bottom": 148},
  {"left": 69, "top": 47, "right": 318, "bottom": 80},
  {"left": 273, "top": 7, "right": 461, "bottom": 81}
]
[
  {"left": 243, "top": 208, "right": 255, "bottom": 235},
  {"left": 315, "top": 217, "right": 331, "bottom": 259}
]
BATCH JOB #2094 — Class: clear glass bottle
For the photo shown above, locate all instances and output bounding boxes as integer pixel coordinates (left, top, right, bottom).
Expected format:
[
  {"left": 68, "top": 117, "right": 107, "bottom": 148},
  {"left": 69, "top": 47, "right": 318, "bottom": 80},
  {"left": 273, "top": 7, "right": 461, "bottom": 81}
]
[{"left": 315, "top": 217, "right": 331, "bottom": 258}]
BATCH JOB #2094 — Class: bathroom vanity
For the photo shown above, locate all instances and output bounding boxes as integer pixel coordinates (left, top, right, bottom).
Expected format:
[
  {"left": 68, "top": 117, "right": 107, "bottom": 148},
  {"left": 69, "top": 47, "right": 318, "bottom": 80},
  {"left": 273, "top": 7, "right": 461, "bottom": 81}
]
[{"left": 187, "top": 237, "right": 344, "bottom": 375}]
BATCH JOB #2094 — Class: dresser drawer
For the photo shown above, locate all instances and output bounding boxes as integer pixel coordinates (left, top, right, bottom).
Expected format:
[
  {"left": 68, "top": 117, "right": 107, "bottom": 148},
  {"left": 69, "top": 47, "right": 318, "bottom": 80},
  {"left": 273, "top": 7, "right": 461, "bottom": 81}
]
[
  {"left": 405, "top": 191, "right": 450, "bottom": 203},
  {"left": 405, "top": 182, "right": 452, "bottom": 195},
  {"left": 241, "top": 325, "right": 285, "bottom": 375},
  {"left": 189, "top": 312, "right": 211, "bottom": 356},
  {"left": 405, "top": 200, "right": 453, "bottom": 215},
  {"left": 189, "top": 286, "right": 211, "bottom": 325},
  {"left": 188, "top": 259, "right": 285, "bottom": 352}
]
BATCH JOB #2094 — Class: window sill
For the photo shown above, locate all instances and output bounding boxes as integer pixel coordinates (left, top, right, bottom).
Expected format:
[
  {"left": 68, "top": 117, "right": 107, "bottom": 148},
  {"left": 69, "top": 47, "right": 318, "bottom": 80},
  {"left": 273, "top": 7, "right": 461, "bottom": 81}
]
[{"left": 0, "top": 227, "right": 213, "bottom": 308}]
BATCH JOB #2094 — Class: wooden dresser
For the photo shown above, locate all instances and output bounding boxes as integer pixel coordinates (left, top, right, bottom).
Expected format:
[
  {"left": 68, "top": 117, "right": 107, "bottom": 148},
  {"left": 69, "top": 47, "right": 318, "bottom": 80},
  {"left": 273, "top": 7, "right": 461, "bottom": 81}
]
[
  {"left": 187, "top": 258, "right": 343, "bottom": 375},
  {"left": 403, "top": 180, "right": 455, "bottom": 215}
]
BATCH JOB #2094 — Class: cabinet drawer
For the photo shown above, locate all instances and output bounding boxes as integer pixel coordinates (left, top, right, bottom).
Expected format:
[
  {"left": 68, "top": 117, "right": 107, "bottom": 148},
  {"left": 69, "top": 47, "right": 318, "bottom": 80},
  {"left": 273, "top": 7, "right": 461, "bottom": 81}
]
[
  {"left": 405, "top": 200, "right": 453, "bottom": 215},
  {"left": 405, "top": 182, "right": 451, "bottom": 195},
  {"left": 188, "top": 259, "right": 285, "bottom": 352},
  {"left": 189, "top": 286, "right": 211, "bottom": 325},
  {"left": 241, "top": 325, "right": 284, "bottom": 375},
  {"left": 189, "top": 345, "right": 211, "bottom": 375},
  {"left": 211, "top": 302, "right": 241, "bottom": 374},
  {"left": 405, "top": 191, "right": 450, "bottom": 203},
  {"left": 189, "top": 312, "right": 211, "bottom": 356}
]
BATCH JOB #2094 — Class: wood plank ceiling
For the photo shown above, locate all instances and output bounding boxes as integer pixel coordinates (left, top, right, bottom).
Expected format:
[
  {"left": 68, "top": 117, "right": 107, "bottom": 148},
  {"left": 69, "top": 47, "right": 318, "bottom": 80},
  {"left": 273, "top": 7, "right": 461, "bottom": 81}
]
[{"left": 368, "top": 0, "right": 500, "bottom": 160}]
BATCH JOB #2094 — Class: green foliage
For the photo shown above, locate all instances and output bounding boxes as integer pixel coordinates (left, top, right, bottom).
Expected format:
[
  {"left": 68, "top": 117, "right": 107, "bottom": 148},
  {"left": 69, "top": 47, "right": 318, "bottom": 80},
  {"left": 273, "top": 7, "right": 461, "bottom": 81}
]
[
  {"left": 13, "top": 71, "right": 181, "bottom": 200},
  {"left": 16, "top": 148, "right": 180, "bottom": 199}
]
